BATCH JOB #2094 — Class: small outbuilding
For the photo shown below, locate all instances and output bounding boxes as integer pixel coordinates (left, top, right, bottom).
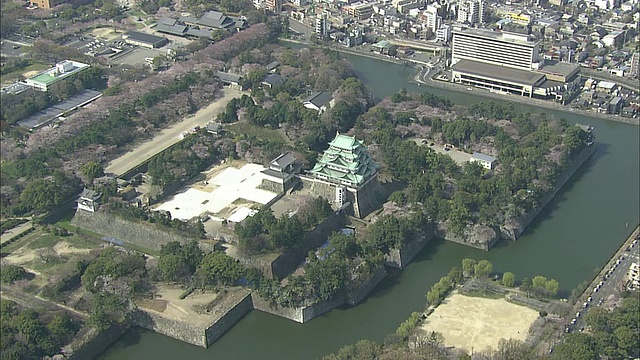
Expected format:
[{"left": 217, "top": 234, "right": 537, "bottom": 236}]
[{"left": 471, "top": 152, "right": 497, "bottom": 170}]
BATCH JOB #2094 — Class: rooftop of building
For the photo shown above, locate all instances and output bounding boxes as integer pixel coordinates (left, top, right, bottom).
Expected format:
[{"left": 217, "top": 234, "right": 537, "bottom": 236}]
[
  {"left": 472, "top": 152, "right": 497, "bottom": 163},
  {"left": 28, "top": 60, "right": 89, "bottom": 85},
  {"left": 536, "top": 60, "right": 580, "bottom": 78},
  {"left": 453, "top": 27, "right": 541, "bottom": 46},
  {"left": 124, "top": 30, "right": 167, "bottom": 45},
  {"left": 303, "top": 91, "right": 333, "bottom": 108},
  {"left": 329, "top": 133, "right": 367, "bottom": 150},
  {"left": 452, "top": 59, "right": 546, "bottom": 86},
  {"left": 215, "top": 71, "right": 242, "bottom": 83}
]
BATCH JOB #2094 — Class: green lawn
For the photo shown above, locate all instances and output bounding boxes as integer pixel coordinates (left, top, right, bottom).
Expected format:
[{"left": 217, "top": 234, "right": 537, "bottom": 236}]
[{"left": 27, "top": 235, "right": 59, "bottom": 249}]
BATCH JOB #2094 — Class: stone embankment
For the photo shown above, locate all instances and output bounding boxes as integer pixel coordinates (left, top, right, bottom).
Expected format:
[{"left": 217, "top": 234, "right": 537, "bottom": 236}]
[
  {"left": 71, "top": 207, "right": 194, "bottom": 251},
  {"left": 131, "top": 290, "right": 253, "bottom": 348},
  {"left": 384, "top": 234, "right": 433, "bottom": 268},
  {"left": 501, "top": 144, "right": 597, "bottom": 240},
  {"left": 433, "top": 144, "right": 596, "bottom": 250}
]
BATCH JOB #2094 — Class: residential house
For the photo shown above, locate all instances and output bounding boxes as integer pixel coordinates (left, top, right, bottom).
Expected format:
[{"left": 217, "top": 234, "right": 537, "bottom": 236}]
[{"left": 261, "top": 73, "right": 286, "bottom": 88}]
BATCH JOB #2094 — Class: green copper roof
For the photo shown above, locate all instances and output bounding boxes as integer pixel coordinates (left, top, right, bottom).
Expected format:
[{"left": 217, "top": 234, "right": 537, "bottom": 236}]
[{"left": 328, "top": 134, "right": 366, "bottom": 150}]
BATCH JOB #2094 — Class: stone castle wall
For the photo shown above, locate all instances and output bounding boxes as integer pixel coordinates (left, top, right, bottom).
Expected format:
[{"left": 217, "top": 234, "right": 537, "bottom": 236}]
[
  {"left": 251, "top": 292, "right": 346, "bottom": 323},
  {"left": 260, "top": 178, "right": 284, "bottom": 193},
  {"left": 436, "top": 223, "right": 500, "bottom": 251},
  {"left": 64, "top": 324, "right": 129, "bottom": 360},
  {"left": 204, "top": 291, "right": 253, "bottom": 346},
  {"left": 384, "top": 233, "right": 433, "bottom": 269},
  {"left": 500, "top": 144, "right": 597, "bottom": 240},
  {"left": 235, "top": 212, "right": 346, "bottom": 280},
  {"left": 131, "top": 289, "right": 253, "bottom": 349},
  {"left": 344, "top": 265, "right": 387, "bottom": 306},
  {"left": 131, "top": 309, "right": 207, "bottom": 347},
  {"left": 71, "top": 208, "right": 194, "bottom": 251}
]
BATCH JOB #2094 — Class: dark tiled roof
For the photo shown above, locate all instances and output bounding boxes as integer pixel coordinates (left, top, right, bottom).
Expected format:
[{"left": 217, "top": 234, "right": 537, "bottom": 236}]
[
  {"left": 303, "top": 91, "right": 333, "bottom": 108},
  {"left": 262, "top": 73, "right": 286, "bottom": 86}
]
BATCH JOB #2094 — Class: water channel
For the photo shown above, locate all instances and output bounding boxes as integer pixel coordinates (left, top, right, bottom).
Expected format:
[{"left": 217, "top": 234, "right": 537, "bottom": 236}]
[{"left": 99, "top": 51, "right": 640, "bottom": 360}]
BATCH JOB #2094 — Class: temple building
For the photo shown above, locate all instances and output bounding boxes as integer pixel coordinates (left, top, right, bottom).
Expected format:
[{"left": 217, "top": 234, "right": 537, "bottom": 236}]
[{"left": 303, "top": 133, "right": 382, "bottom": 218}]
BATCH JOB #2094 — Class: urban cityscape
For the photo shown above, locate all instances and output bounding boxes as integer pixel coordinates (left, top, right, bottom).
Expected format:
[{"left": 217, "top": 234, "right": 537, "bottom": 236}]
[{"left": 0, "top": 0, "right": 638, "bottom": 359}]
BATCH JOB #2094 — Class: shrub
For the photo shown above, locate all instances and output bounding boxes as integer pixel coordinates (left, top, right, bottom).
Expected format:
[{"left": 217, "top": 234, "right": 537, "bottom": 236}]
[{"left": 0, "top": 265, "right": 29, "bottom": 284}]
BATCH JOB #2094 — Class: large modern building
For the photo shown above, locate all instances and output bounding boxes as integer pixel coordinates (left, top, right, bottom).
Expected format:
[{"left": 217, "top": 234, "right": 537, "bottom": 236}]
[
  {"left": 450, "top": 28, "right": 580, "bottom": 99},
  {"left": 24, "top": 60, "right": 90, "bottom": 92},
  {"left": 452, "top": 27, "right": 542, "bottom": 71},
  {"left": 302, "top": 133, "right": 381, "bottom": 218}
]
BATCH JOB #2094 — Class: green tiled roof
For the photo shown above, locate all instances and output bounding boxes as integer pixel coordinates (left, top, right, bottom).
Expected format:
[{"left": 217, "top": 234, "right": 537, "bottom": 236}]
[{"left": 328, "top": 134, "right": 365, "bottom": 150}]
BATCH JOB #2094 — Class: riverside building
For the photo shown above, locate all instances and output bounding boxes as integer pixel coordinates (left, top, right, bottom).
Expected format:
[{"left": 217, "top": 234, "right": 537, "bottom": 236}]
[{"left": 450, "top": 27, "right": 579, "bottom": 100}]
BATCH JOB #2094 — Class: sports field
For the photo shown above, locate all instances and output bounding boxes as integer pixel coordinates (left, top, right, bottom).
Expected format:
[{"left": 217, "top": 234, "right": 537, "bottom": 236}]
[{"left": 419, "top": 292, "right": 538, "bottom": 352}]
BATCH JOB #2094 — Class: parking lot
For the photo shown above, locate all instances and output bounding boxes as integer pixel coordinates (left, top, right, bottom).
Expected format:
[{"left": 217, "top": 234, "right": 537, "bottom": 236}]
[{"left": 411, "top": 138, "right": 472, "bottom": 165}]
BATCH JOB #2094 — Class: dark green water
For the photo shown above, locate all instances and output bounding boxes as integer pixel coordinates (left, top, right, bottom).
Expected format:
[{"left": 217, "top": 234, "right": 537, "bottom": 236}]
[{"left": 99, "top": 52, "right": 640, "bottom": 360}]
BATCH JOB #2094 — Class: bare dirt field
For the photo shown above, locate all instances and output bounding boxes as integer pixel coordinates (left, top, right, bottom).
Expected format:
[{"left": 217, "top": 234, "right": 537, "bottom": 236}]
[
  {"left": 22, "top": 70, "right": 40, "bottom": 78},
  {"left": 419, "top": 292, "right": 539, "bottom": 353},
  {"left": 91, "top": 27, "right": 121, "bottom": 41},
  {"left": 105, "top": 88, "right": 247, "bottom": 176}
]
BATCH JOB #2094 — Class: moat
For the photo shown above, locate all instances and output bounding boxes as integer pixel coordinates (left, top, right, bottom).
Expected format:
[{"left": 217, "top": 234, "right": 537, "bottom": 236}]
[{"left": 99, "top": 53, "right": 640, "bottom": 360}]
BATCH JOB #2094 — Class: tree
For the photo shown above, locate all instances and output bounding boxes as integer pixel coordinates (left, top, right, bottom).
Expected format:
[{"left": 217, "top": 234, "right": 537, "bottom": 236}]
[
  {"left": 502, "top": 272, "right": 515, "bottom": 287},
  {"left": 0, "top": 265, "right": 29, "bottom": 284},
  {"left": 474, "top": 260, "right": 493, "bottom": 278},
  {"left": 532, "top": 275, "right": 548, "bottom": 291},
  {"left": 196, "top": 252, "right": 245, "bottom": 287},
  {"left": 520, "top": 277, "right": 533, "bottom": 296},
  {"left": 551, "top": 334, "right": 597, "bottom": 360},
  {"left": 545, "top": 278, "right": 560, "bottom": 297},
  {"left": 462, "top": 258, "right": 476, "bottom": 277},
  {"left": 447, "top": 267, "right": 463, "bottom": 284}
]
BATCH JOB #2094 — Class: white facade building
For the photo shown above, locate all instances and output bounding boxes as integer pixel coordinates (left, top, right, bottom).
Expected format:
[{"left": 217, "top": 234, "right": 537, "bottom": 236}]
[
  {"left": 315, "top": 12, "right": 329, "bottom": 39},
  {"left": 452, "top": 28, "right": 541, "bottom": 70},
  {"left": 436, "top": 24, "right": 452, "bottom": 43}
]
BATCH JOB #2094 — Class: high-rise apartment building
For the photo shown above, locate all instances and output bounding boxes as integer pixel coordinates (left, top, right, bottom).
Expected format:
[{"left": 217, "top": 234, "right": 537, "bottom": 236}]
[
  {"left": 452, "top": 27, "right": 541, "bottom": 70},
  {"left": 424, "top": 4, "right": 442, "bottom": 33},
  {"left": 315, "top": 12, "right": 329, "bottom": 39},
  {"left": 457, "top": 0, "right": 486, "bottom": 25}
]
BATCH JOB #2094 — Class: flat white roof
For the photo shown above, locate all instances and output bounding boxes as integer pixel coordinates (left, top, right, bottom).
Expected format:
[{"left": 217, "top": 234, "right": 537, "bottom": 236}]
[{"left": 155, "top": 163, "right": 278, "bottom": 221}]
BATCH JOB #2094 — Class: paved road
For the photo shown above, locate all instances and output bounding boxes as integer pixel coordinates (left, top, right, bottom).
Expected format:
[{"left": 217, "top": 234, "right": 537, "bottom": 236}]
[
  {"left": 105, "top": 88, "right": 246, "bottom": 176},
  {"left": 0, "top": 221, "right": 33, "bottom": 245},
  {"left": 567, "top": 226, "right": 640, "bottom": 333}
]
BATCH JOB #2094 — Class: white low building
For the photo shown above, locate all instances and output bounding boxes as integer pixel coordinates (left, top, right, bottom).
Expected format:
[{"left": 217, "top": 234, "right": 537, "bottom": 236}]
[{"left": 471, "top": 152, "right": 497, "bottom": 170}]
